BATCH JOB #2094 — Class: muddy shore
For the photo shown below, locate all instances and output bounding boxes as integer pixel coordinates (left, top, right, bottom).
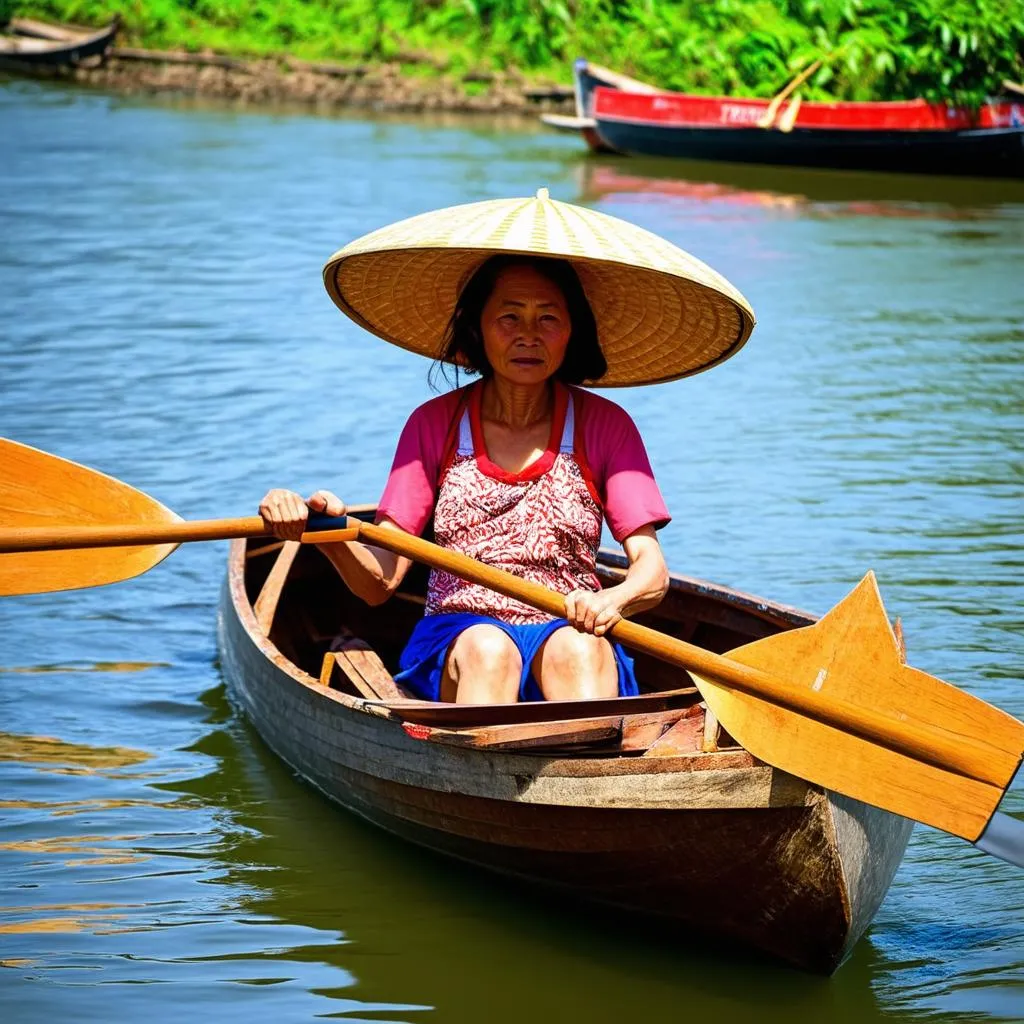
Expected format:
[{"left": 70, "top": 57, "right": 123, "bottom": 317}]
[{"left": 8, "top": 46, "right": 577, "bottom": 116}]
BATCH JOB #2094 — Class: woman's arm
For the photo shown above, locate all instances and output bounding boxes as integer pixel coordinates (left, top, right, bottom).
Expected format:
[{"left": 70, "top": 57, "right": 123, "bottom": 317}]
[
  {"left": 258, "top": 489, "right": 413, "bottom": 606},
  {"left": 564, "top": 524, "right": 669, "bottom": 637}
]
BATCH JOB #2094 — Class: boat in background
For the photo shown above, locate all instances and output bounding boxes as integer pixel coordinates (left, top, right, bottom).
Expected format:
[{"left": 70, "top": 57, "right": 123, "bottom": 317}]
[
  {"left": 0, "top": 16, "right": 119, "bottom": 68},
  {"left": 218, "top": 505, "right": 913, "bottom": 974},
  {"left": 544, "top": 58, "right": 1024, "bottom": 178},
  {"left": 594, "top": 87, "right": 1024, "bottom": 178}
]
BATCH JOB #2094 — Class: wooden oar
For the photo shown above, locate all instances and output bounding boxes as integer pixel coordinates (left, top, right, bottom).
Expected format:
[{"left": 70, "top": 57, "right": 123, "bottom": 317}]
[
  {"left": 757, "top": 59, "right": 822, "bottom": 129},
  {"left": 1002, "top": 80, "right": 1024, "bottom": 97},
  {"left": 777, "top": 93, "right": 802, "bottom": 133},
  {"left": 1, "top": 437, "right": 1022, "bottom": 865},
  {"left": 0, "top": 439, "right": 357, "bottom": 595}
]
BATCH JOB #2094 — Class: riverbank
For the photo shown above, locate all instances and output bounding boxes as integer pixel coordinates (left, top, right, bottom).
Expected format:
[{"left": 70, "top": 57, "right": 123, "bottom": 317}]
[{"left": 9, "top": 41, "right": 575, "bottom": 115}]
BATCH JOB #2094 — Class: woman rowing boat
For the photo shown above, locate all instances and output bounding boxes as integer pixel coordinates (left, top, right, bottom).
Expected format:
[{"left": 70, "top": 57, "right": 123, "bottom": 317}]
[{"left": 259, "top": 189, "right": 756, "bottom": 705}]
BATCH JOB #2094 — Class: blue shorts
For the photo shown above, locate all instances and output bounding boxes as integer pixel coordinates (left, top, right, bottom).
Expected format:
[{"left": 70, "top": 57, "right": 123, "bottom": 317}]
[{"left": 395, "top": 612, "right": 640, "bottom": 702}]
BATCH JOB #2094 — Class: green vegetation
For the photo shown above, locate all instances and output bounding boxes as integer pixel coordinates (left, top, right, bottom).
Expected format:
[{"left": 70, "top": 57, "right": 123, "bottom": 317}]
[{"left": 8, "top": 0, "right": 1024, "bottom": 105}]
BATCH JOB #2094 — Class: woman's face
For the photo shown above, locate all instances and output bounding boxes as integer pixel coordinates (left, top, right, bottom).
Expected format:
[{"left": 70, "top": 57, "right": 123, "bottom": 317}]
[{"left": 479, "top": 265, "right": 571, "bottom": 387}]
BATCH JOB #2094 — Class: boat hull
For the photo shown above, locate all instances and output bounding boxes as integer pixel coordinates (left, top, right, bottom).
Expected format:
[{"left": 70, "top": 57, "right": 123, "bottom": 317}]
[
  {"left": 565, "top": 66, "right": 1024, "bottom": 178},
  {"left": 0, "top": 19, "right": 118, "bottom": 68},
  {"left": 217, "top": 536, "right": 912, "bottom": 972},
  {"left": 593, "top": 117, "right": 1024, "bottom": 178}
]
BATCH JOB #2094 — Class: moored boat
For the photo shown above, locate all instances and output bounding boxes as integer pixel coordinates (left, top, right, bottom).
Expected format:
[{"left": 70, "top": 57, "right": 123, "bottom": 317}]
[
  {"left": 0, "top": 16, "right": 118, "bottom": 68},
  {"left": 542, "top": 58, "right": 1024, "bottom": 178},
  {"left": 217, "top": 508, "right": 913, "bottom": 973},
  {"left": 593, "top": 86, "right": 1024, "bottom": 177}
]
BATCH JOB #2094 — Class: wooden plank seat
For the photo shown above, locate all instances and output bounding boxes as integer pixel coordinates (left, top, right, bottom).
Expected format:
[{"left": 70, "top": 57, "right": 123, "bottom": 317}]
[{"left": 321, "top": 629, "right": 417, "bottom": 702}]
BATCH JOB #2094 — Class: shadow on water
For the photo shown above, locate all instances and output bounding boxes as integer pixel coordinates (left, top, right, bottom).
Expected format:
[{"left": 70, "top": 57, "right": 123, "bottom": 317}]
[{"left": 154, "top": 683, "right": 913, "bottom": 1024}]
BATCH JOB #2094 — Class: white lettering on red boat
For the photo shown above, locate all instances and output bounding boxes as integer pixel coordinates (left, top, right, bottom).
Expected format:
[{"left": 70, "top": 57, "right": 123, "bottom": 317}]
[{"left": 721, "top": 104, "right": 763, "bottom": 125}]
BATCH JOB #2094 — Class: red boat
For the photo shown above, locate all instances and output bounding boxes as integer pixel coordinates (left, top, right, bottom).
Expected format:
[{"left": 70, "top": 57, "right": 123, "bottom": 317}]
[{"left": 543, "top": 59, "right": 1024, "bottom": 178}]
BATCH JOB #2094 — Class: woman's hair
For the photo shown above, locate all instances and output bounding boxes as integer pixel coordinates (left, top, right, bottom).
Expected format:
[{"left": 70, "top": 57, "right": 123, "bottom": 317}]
[{"left": 432, "top": 255, "right": 606, "bottom": 388}]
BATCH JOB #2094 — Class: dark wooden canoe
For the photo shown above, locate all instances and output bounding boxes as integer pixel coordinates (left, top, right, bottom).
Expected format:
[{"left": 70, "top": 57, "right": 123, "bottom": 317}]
[
  {"left": 0, "top": 17, "right": 118, "bottom": 68},
  {"left": 217, "top": 510, "right": 912, "bottom": 973}
]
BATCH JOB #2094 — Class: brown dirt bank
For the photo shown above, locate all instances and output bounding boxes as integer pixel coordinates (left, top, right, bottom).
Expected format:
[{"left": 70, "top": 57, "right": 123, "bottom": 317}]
[{"left": 7, "top": 47, "right": 577, "bottom": 116}]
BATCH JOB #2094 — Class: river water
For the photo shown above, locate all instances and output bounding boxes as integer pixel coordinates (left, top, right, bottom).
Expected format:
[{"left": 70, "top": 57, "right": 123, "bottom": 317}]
[{"left": 1, "top": 79, "right": 1022, "bottom": 1022}]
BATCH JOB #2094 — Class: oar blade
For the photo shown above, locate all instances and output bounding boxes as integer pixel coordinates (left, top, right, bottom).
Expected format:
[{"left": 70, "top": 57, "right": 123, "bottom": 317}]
[
  {"left": 0, "top": 438, "right": 181, "bottom": 595},
  {"left": 756, "top": 98, "right": 781, "bottom": 129},
  {"left": 695, "top": 573, "right": 1024, "bottom": 841},
  {"left": 778, "top": 94, "right": 802, "bottom": 133}
]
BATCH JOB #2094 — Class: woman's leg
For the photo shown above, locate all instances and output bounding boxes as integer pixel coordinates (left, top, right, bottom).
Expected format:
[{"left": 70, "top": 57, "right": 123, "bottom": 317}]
[
  {"left": 441, "top": 623, "right": 522, "bottom": 704},
  {"left": 532, "top": 626, "right": 618, "bottom": 701}
]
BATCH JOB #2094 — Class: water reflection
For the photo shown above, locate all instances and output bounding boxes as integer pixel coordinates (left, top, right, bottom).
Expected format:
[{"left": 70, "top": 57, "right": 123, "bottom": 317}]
[
  {"left": 0, "top": 731, "right": 150, "bottom": 771},
  {"left": 0, "top": 661, "right": 169, "bottom": 674},
  {"left": 0, "top": 683, "right": 425, "bottom": 1020},
  {"left": 575, "top": 153, "right": 1024, "bottom": 210}
]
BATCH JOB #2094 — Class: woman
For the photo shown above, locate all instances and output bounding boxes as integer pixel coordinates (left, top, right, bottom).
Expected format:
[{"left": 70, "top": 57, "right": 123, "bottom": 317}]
[{"left": 261, "top": 190, "right": 755, "bottom": 705}]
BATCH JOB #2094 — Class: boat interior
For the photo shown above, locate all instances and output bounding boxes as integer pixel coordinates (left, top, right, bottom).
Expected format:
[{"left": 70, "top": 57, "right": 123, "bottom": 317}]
[{"left": 240, "top": 508, "right": 816, "bottom": 759}]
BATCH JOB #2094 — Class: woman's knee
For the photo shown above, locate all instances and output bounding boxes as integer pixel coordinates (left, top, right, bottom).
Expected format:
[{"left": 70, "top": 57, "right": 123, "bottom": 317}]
[
  {"left": 451, "top": 625, "right": 520, "bottom": 672},
  {"left": 535, "top": 628, "right": 617, "bottom": 699},
  {"left": 446, "top": 624, "right": 521, "bottom": 702}
]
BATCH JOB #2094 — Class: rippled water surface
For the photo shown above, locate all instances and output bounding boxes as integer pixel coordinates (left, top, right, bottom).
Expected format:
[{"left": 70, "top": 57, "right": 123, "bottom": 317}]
[{"left": 1, "top": 80, "right": 1022, "bottom": 1022}]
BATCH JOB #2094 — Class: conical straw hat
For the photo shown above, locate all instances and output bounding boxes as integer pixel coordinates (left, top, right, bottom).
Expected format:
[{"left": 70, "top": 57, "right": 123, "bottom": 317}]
[{"left": 323, "top": 189, "right": 755, "bottom": 387}]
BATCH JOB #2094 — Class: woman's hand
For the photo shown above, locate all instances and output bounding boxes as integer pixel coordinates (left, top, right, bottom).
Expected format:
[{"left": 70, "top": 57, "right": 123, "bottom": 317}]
[
  {"left": 564, "top": 587, "right": 627, "bottom": 638},
  {"left": 258, "top": 489, "right": 347, "bottom": 542}
]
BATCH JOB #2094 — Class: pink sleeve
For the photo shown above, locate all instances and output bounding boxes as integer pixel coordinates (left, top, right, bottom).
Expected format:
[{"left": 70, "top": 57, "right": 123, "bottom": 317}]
[
  {"left": 376, "top": 391, "right": 463, "bottom": 536},
  {"left": 580, "top": 392, "right": 671, "bottom": 544}
]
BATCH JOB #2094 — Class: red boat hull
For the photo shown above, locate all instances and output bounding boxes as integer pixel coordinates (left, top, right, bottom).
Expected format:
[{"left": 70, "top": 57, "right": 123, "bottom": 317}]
[
  {"left": 592, "top": 87, "right": 1024, "bottom": 178},
  {"left": 596, "top": 87, "right": 1023, "bottom": 132}
]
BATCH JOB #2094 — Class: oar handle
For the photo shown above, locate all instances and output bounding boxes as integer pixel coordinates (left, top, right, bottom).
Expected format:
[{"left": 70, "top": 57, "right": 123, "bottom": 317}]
[
  {"left": 0, "top": 517, "right": 360, "bottom": 552},
  {"left": 757, "top": 59, "right": 822, "bottom": 127},
  {"left": 340, "top": 516, "right": 1014, "bottom": 789}
]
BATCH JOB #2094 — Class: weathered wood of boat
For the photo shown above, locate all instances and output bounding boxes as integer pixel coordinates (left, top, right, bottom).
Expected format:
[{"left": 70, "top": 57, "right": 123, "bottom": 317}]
[
  {"left": 217, "top": 508, "right": 912, "bottom": 973},
  {"left": 593, "top": 84, "right": 1024, "bottom": 178},
  {"left": 0, "top": 17, "right": 118, "bottom": 68}
]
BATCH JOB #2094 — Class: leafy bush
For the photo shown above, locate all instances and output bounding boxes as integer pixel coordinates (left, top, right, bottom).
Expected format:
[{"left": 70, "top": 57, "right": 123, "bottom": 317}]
[{"left": 9, "top": 0, "right": 1024, "bottom": 103}]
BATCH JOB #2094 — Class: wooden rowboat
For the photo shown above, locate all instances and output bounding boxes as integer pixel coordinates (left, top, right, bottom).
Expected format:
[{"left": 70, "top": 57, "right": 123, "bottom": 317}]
[
  {"left": 0, "top": 17, "right": 118, "bottom": 68},
  {"left": 217, "top": 509, "right": 913, "bottom": 973}
]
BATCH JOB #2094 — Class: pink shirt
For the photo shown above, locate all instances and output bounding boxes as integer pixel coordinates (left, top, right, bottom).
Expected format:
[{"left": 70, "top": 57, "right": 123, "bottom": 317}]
[{"left": 377, "top": 383, "right": 670, "bottom": 543}]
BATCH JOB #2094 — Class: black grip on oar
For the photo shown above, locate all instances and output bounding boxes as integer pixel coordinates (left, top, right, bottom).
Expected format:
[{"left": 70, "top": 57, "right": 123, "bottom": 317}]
[{"left": 306, "top": 513, "right": 351, "bottom": 532}]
